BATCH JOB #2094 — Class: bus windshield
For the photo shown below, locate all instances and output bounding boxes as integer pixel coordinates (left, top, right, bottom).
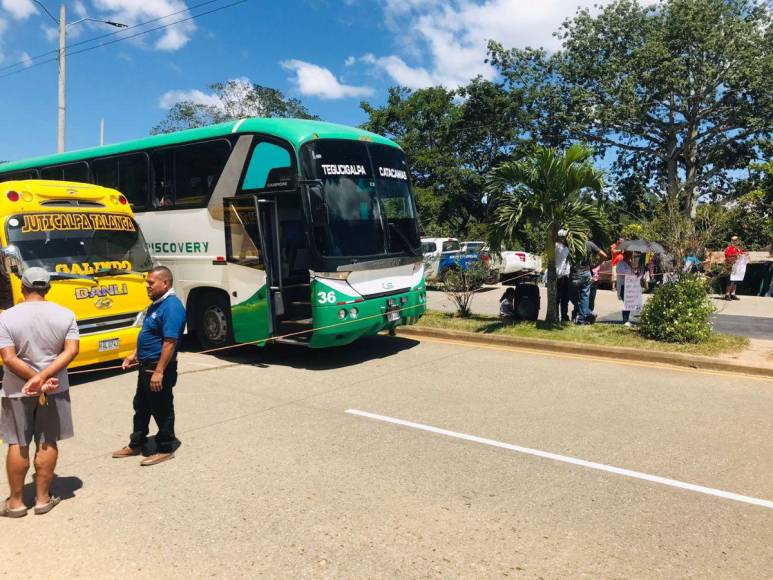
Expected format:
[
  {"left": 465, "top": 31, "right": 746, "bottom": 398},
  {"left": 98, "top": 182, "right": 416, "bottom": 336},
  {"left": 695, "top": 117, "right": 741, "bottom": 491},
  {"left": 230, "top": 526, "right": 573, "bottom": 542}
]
[
  {"left": 302, "top": 140, "right": 420, "bottom": 260},
  {"left": 5, "top": 212, "right": 154, "bottom": 276}
]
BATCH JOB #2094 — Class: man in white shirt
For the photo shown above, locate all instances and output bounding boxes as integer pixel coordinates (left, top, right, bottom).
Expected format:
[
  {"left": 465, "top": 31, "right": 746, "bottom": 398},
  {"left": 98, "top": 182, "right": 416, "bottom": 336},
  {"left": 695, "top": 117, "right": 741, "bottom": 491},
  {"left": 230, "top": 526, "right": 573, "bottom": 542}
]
[{"left": 555, "top": 229, "right": 571, "bottom": 322}]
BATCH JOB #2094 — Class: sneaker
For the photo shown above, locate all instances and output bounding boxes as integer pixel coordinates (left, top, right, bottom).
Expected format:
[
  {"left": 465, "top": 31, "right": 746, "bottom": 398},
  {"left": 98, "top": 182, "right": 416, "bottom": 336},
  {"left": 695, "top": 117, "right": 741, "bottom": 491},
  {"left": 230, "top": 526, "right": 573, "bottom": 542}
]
[
  {"left": 731, "top": 295, "right": 740, "bottom": 301},
  {"left": 624, "top": 321, "right": 632, "bottom": 327},
  {"left": 724, "top": 295, "right": 732, "bottom": 301}
]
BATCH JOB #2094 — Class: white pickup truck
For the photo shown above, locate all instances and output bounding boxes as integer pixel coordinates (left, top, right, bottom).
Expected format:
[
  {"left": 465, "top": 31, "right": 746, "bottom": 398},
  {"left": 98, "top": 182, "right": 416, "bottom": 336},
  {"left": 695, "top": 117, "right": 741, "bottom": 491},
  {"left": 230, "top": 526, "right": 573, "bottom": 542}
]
[{"left": 461, "top": 241, "right": 542, "bottom": 283}]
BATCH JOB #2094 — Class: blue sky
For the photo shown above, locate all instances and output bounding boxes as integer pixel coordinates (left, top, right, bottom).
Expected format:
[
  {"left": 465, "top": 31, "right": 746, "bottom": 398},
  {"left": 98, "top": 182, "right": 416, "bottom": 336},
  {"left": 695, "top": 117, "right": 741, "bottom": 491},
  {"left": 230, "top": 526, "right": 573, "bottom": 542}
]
[{"left": 0, "top": 0, "right": 608, "bottom": 162}]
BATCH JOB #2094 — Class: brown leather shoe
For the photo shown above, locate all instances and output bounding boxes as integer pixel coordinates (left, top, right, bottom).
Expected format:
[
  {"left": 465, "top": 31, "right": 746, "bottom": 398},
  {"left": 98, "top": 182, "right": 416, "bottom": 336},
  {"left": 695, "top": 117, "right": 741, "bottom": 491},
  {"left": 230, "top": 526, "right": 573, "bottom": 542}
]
[
  {"left": 112, "top": 446, "right": 141, "bottom": 458},
  {"left": 140, "top": 453, "right": 174, "bottom": 466}
]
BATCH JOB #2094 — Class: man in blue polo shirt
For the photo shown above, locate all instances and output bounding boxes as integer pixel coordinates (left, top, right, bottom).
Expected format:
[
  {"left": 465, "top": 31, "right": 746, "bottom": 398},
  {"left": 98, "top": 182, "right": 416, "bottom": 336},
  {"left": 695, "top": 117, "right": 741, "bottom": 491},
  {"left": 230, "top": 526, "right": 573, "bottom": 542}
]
[{"left": 112, "top": 265, "right": 186, "bottom": 466}]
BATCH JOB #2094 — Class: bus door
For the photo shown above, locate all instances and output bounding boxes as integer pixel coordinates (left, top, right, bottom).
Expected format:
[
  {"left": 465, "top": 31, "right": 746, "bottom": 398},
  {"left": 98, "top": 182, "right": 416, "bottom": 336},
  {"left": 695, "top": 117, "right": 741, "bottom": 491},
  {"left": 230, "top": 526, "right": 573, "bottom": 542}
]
[
  {"left": 254, "top": 195, "right": 285, "bottom": 320},
  {"left": 223, "top": 196, "right": 281, "bottom": 340}
]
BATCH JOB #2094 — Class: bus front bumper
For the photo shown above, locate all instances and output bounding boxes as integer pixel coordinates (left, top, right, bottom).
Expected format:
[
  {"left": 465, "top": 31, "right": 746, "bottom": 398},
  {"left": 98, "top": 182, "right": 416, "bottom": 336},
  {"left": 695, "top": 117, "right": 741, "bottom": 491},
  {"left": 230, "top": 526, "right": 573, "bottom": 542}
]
[
  {"left": 309, "top": 286, "right": 426, "bottom": 348},
  {"left": 72, "top": 326, "right": 141, "bottom": 368}
]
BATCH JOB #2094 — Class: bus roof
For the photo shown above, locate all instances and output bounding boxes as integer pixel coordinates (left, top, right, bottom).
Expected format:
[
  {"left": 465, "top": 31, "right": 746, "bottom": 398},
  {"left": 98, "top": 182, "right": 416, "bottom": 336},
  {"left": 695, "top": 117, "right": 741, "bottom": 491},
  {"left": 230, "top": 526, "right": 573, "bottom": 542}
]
[{"left": 0, "top": 118, "right": 400, "bottom": 173}]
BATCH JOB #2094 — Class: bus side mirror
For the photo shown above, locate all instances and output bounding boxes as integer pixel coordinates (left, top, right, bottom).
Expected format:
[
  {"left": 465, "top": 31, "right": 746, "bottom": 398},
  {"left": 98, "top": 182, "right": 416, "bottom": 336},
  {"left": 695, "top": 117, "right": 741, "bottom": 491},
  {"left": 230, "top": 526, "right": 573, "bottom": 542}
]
[{"left": 0, "top": 246, "right": 23, "bottom": 277}]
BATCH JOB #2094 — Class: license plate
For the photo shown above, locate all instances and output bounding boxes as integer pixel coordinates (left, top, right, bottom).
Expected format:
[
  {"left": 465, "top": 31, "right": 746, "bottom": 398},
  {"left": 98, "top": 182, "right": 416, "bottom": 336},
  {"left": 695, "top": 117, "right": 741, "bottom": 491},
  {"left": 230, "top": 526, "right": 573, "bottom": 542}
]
[
  {"left": 386, "top": 309, "right": 401, "bottom": 322},
  {"left": 98, "top": 338, "right": 120, "bottom": 352}
]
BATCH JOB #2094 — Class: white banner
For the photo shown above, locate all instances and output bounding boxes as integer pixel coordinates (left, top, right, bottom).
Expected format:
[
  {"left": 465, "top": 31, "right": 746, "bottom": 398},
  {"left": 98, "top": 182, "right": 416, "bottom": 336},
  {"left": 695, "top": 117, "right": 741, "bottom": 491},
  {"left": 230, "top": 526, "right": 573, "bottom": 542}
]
[
  {"left": 730, "top": 254, "right": 748, "bottom": 282},
  {"left": 623, "top": 274, "right": 643, "bottom": 312}
]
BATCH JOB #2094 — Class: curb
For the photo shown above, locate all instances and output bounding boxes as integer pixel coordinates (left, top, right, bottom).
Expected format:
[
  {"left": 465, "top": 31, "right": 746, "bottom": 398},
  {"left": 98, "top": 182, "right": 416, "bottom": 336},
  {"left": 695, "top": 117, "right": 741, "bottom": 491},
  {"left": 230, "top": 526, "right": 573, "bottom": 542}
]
[{"left": 395, "top": 326, "right": 773, "bottom": 379}]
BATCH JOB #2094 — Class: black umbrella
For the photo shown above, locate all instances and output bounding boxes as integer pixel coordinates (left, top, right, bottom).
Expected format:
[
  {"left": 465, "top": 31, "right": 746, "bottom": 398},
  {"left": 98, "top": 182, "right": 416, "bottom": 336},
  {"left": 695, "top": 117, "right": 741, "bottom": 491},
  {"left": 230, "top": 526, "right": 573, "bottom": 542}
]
[{"left": 618, "top": 239, "right": 665, "bottom": 253}]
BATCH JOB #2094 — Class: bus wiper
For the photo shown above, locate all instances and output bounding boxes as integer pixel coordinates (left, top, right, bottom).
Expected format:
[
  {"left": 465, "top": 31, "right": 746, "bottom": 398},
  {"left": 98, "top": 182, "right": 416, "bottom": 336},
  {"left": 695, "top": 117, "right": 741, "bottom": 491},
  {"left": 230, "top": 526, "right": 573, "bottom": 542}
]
[
  {"left": 388, "top": 222, "right": 421, "bottom": 256},
  {"left": 93, "top": 267, "right": 148, "bottom": 278},
  {"left": 49, "top": 272, "right": 95, "bottom": 282}
]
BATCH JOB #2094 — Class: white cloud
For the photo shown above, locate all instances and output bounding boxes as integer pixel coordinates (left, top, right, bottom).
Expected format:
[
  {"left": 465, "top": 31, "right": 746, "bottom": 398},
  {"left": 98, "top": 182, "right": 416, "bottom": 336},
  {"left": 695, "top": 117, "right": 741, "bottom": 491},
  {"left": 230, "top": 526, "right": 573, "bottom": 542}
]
[
  {"left": 159, "top": 88, "right": 221, "bottom": 110},
  {"left": 73, "top": 0, "right": 88, "bottom": 20},
  {"left": 91, "top": 0, "right": 196, "bottom": 51},
  {"left": 1, "top": 0, "right": 37, "bottom": 20},
  {"left": 281, "top": 59, "right": 373, "bottom": 99},
  {"left": 19, "top": 50, "right": 31, "bottom": 67},
  {"left": 366, "top": 0, "right": 616, "bottom": 89}
]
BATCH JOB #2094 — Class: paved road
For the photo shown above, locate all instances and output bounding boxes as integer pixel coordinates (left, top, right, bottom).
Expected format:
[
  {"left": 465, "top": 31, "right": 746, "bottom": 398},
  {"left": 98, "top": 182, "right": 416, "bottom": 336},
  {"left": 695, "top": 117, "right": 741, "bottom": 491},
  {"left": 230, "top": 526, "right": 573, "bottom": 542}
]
[
  {"left": 428, "top": 286, "right": 773, "bottom": 339},
  {"left": 2, "top": 337, "right": 772, "bottom": 578}
]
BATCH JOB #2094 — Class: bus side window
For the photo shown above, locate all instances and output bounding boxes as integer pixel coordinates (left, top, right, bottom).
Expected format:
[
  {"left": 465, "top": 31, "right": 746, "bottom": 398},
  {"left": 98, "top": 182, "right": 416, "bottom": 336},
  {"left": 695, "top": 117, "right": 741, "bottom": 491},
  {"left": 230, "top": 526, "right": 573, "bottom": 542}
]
[
  {"left": 92, "top": 154, "right": 149, "bottom": 210},
  {"left": 41, "top": 162, "right": 87, "bottom": 182},
  {"left": 151, "top": 150, "right": 174, "bottom": 208},
  {"left": 173, "top": 140, "right": 230, "bottom": 207},
  {"left": 242, "top": 142, "right": 292, "bottom": 190},
  {"left": 0, "top": 169, "right": 38, "bottom": 183}
]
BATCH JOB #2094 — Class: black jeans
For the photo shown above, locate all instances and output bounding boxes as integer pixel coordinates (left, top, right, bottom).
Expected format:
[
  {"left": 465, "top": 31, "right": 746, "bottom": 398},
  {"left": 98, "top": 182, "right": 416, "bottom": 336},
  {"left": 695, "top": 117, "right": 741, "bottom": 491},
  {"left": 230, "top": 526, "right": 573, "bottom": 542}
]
[
  {"left": 556, "top": 276, "right": 570, "bottom": 321},
  {"left": 129, "top": 360, "right": 178, "bottom": 453}
]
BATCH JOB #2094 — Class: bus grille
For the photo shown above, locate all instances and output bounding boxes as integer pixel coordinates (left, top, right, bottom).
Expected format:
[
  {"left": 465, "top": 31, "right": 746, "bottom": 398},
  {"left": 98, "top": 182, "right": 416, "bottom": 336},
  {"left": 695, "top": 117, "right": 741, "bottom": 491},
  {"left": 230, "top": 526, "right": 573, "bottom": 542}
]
[{"left": 77, "top": 312, "right": 139, "bottom": 335}]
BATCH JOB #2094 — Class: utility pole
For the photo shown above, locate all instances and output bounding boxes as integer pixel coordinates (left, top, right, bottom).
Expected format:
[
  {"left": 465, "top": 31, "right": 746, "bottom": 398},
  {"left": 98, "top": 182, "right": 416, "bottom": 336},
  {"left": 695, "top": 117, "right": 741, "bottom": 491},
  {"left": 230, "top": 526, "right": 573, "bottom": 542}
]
[
  {"left": 32, "top": 1, "right": 127, "bottom": 154},
  {"left": 100, "top": 118, "right": 105, "bottom": 146},
  {"left": 58, "top": 4, "right": 66, "bottom": 153}
]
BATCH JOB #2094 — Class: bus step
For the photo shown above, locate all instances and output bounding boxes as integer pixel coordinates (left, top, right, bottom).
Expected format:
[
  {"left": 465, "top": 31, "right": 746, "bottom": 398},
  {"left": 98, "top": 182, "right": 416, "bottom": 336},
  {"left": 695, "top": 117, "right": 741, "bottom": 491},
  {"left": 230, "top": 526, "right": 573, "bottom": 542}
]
[
  {"left": 276, "top": 336, "right": 311, "bottom": 346},
  {"left": 281, "top": 317, "right": 312, "bottom": 325}
]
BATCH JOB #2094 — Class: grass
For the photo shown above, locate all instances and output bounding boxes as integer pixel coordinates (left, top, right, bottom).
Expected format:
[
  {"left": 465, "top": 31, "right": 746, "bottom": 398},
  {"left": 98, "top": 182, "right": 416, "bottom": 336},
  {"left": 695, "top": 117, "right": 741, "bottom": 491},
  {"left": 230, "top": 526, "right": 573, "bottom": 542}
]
[{"left": 416, "top": 310, "right": 749, "bottom": 357}]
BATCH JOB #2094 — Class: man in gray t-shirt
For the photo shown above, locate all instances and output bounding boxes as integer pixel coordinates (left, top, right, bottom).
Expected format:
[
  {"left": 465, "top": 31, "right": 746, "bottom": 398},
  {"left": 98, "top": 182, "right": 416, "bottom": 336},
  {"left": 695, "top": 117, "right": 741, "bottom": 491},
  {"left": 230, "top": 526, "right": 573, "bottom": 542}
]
[{"left": 0, "top": 267, "right": 79, "bottom": 518}]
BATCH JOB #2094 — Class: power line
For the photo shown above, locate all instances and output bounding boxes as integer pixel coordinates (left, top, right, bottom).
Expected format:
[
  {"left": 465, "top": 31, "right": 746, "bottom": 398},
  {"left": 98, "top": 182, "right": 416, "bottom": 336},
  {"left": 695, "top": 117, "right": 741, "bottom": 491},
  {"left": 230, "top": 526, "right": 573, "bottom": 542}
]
[
  {"left": 0, "top": 0, "right": 229, "bottom": 75},
  {"left": 0, "top": 0, "right": 250, "bottom": 81}
]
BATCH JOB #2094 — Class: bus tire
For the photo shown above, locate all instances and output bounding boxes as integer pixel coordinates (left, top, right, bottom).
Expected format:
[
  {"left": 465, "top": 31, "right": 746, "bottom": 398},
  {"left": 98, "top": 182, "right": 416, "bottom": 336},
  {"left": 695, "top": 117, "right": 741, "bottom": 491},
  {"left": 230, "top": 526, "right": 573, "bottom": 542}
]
[{"left": 194, "top": 291, "right": 234, "bottom": 350}]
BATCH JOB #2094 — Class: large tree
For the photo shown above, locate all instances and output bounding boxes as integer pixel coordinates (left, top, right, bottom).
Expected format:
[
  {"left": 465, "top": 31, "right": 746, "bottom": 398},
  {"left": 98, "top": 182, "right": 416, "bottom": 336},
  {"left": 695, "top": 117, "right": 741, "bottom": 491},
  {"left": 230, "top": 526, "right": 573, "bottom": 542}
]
[
  {"left": 152, "top": 80, "right": 318, "bottom": 134},
  {"left": 489, "top": 0, "right": 773, "bottom": 217},
  {"left": 486, "top": 144, "right": 606, "bottom": 325},
  {"left": 361, "top": 78, "right": 529, "bottom": 237}
]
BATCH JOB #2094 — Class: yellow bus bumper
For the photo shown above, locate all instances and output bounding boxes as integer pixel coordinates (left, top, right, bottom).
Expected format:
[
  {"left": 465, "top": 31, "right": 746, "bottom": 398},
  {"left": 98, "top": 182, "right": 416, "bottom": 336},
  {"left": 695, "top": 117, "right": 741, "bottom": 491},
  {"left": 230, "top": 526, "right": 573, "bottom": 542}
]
[{"left": 72, "top": 326, "right": 141, "bottom": 368}]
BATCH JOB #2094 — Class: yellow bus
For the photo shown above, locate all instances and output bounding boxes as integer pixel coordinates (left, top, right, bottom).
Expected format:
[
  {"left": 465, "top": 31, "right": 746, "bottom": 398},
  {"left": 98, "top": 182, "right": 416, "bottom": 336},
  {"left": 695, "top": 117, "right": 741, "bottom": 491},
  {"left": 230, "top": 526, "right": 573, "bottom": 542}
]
[{"left": 0, "top": 180, "right": 152, "bottom": 367}]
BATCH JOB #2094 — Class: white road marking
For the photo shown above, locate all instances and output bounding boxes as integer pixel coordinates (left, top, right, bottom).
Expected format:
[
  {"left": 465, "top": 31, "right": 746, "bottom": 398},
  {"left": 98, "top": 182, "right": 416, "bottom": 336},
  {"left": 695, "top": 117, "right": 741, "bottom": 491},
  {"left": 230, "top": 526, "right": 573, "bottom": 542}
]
[{"left": 346, "top": 409, "right": 773, "bottom": 510}]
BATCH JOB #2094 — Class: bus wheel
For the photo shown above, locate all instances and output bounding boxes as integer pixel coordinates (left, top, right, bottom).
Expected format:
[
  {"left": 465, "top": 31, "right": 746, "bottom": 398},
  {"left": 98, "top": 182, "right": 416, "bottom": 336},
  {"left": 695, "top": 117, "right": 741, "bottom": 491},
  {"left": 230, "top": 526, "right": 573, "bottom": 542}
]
[{"left": 195, "top": 292, "right": 233, "bottom": 350}]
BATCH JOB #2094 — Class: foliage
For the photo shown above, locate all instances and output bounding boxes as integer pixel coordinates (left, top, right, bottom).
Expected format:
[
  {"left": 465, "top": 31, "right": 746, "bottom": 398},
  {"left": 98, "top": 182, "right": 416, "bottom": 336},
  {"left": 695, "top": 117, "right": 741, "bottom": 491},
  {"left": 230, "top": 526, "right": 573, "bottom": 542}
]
[
  {"left": 152, "top": 80, "right": 317, "bottom": 134},
  {"left": 639, "top": 276, "right": 715, "bottom": 343},
  {"left": 440, "top": 261, "right": 491, "bottom": 317},
  {"left": 708, "top": 189, "right": 773, "bottom": 251},
  {"left": 361, "top": 79, "right": 530, "bottom": 238},
  {"left": 485, "top": 144, "right": 607, "bottom": 324},
  {"left": 621, "top": 223, "right": 644, "bottom": 240},
  {"left": 417, "top": 310, "right": 747, "bottom": 356},
  {"left": 487, "top": 0, "right": 773, "bottom": 216},
  {"left": 641, "top": 195, "right": 729, "bottom": 263}
]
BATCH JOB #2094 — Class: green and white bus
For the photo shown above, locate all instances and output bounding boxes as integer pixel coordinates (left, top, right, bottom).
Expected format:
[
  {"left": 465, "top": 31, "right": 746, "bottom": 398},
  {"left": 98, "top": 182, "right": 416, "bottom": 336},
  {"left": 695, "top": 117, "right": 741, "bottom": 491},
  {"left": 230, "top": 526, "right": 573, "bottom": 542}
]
[{"left": 0, "top": 118, "right": 427, "bottom": 348}]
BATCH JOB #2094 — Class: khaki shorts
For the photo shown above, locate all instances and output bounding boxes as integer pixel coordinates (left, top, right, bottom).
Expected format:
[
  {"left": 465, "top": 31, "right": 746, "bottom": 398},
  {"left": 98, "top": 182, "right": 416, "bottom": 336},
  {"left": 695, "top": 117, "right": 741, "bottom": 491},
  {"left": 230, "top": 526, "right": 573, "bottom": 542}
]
[{"left": 1, "top": 392, "right": 74, "bottom": 446}]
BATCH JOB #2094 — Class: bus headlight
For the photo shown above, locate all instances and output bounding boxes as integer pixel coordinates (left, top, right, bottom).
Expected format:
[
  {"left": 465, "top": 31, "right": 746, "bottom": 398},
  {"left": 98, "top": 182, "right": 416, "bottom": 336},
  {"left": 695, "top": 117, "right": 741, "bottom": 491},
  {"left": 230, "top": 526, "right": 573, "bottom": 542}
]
[
  {"left": 349, "top": 308, "right": 359, "bottom": 319},
  {"left": 337, "top": 309, "right": 347, "bottom": 320},
  {"left": 400, "top": 296, "right": 408, "bottom": 304},
  {"left": 133, "top": 310, "right": 146, "bottom": 327}
]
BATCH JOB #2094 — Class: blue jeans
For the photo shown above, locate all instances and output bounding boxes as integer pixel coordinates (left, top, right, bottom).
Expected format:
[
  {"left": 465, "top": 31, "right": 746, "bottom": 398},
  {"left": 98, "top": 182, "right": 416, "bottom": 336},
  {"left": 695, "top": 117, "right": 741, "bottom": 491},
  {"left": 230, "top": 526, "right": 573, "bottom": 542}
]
[{"left": 571, "top": 271, "right": 593, "bottom": 322}]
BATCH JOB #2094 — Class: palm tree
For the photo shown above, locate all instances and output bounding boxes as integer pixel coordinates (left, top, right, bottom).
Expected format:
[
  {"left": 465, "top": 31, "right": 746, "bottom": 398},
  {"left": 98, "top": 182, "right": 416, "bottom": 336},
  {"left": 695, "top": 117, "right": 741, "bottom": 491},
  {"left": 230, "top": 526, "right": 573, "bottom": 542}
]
[{"left": 486, "top": 144, "right": 606, "bottom": 324}]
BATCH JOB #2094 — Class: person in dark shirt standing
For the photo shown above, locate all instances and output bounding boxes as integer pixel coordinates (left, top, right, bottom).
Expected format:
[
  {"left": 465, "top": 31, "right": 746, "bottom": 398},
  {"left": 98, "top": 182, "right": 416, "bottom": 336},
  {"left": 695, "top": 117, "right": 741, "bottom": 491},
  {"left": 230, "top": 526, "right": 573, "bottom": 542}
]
[
  {"left": 112, "top": 266, "right": 186, "bottom": 466},
  {"left": 570, "top": 239, "right": 607, "bottom": 325}
]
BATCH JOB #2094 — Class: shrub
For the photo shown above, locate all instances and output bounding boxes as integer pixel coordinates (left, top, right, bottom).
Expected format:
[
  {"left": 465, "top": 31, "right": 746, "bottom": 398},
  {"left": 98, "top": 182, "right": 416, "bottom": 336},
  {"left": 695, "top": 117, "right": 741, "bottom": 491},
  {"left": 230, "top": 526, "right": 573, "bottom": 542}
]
[
  {"left": 639, "top": 276, "right": 715, "bottom": 343},
  {"left": 442, "top": 261, "right": 490, "bottom": 317}
]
